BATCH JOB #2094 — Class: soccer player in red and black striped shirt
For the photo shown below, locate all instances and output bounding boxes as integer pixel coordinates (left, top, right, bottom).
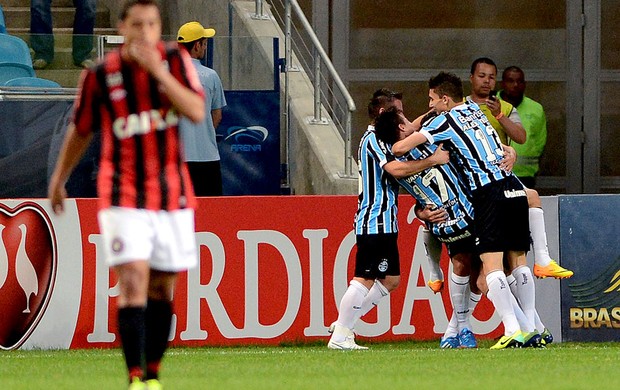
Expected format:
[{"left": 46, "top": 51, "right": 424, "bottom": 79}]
[{"left": 48, "top": 1, "right": 205, "bottom": 388}]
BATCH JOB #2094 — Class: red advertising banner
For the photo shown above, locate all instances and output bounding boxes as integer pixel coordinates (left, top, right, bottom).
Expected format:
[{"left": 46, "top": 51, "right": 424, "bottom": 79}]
[{"left": 0, "top": 196, "right": 502, "bottom": 350}]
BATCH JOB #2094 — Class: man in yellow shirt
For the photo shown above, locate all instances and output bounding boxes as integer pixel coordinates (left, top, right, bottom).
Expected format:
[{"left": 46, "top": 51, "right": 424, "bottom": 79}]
[
  {"left": 467, "top": 57, "right": 572, "bottom": 281},
  {"left": 467, "top": 57, "right": 526, "bottom": 145}
]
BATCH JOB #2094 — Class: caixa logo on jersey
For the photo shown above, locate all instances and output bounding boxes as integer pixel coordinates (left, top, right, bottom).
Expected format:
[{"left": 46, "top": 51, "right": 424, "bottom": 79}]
[
  {"left": 224, "top": 126, "right": 269, "bottom": 152},
  {"left": 0, "top": 202, "right": 57, "bottom": 350}
]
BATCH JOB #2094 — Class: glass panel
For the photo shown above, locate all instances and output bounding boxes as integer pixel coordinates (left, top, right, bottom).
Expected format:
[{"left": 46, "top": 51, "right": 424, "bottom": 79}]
[
  {"left": 527, "top": 82, "right": 566, "bottom": 179},
  {"left": 600, "top": 82, "right": 620, "bottom": 177},
  {"left": 351, "top": 0, "right": 565, "bottom": 29},
  {"left": 12, "top": 33, "right": 276, "bottom": 90},
  {"left": 206, "top": 36, "right": 277, "bottom": 91},
  {"left": 600, "top": 1, "right": 620, "bottom": 193},
  {"left": 349, "top": 0, "right": 566, "bottom": 70},
  {"left": 601, "top": 0, "right": 620, "bottom": 70}
]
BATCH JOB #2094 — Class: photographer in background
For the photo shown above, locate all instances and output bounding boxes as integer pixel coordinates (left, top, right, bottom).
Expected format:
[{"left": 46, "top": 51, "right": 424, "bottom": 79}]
[{"left": 467, "top": 57, "right": 526, "bottom": 146}]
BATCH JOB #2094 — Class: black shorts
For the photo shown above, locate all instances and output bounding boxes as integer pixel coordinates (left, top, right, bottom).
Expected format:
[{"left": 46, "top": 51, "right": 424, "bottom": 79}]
[
  {"left": 354, "top": 233, "right": 400, "bottom": 279},
  {"left": 186, "top": 161, "right": 223, "bottom": 196},
  {"left": 446, "top": 233, "right": 476, "bottom": 257},
  {"left": 472, "top": 176, "right": 530, "bottom": 254}
]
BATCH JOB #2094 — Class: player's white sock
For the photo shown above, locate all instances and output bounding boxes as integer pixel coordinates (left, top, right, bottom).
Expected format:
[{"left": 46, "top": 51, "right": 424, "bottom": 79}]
[
  {"left": 359, "top": 279, "right": 389, "bottom": 317},
  {"left": 530, "top": 207, "right": 552, "bottom": 266},
  {"left": 449, "top": 273, "right": 470, "bottom": 331},
  {"left": 511, "top": 266, "right": 537, "bottom": 327},
  {"left": 422, "top": 228, "right": 444, "bottom": 281},
  {"left": 534, "top": 310, "right": 546, "bottom": 333},
  {"left": 333, "top": 280, "right": 369, "bottom": 341},
  {"left": 469, "top": 291, "right": 482, "bottom": 313},
  {"left": 444, "top": 314, "right": 459, "bottom": 339},
  {"left": 508, "top": 273, "right": 541, "bottom": 333},
  {"left": 509, "top": 290, "right": 535, "bottom": 333},
  {"left": 507, "top": 273, "right": 520, "bottom": 307},
  {"left": 445, "top": 290, "right": 480, "bottom": 338},
  {"left": 486, "top": 270, "right": 519, "bottom": 336}
]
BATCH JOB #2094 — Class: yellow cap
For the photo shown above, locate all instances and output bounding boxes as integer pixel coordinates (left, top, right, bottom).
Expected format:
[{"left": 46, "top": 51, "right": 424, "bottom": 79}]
[{"left": 177, "top": 21, "right": 216, "bottom": 43}]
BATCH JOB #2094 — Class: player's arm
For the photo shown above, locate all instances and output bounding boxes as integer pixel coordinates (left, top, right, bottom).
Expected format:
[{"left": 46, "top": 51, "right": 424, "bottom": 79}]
[
  {"left": 489, "top": 101, "right": 526, "bottom": 144},
  {"left": 127, "top": 44, "right": 205, "bottom": 123},
  {"left": 384, "top": 144, "right": 449, "bottom": 179},
  {"left": 211, "top": 108, "right": 223, "bottom": 128},
  {"left": 391, "top": 131, "right": 429, "bottom": 157},
  {"left": 487, "top": 98, "right": 526, "bottom": 144},
  {"left": 48, "top": 123, "right": 94, "bottom": 214},
  {"left": 499, "top": 113, "right": 526, "bottom": 144},
  {"left": 409, "top": 110, "right": 436, "bottom": 131}
]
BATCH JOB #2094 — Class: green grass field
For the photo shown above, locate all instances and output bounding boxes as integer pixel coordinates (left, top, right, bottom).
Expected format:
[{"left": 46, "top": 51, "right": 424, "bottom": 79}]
[{"left": 1, "top": 341, "right": 619, "bottom": 389}]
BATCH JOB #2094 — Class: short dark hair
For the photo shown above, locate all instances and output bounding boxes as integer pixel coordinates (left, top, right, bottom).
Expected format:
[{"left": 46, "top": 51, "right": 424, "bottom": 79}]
[
  {"left": 180, "top": 38, "right": 205, "bottom": 52},
  {"left": 374, "top": 106, "right": 403, "bottom": 145},
  {"left": 367, "top": 88, "right": 402, "bottom": 120},
  {"left": 470, "top": 57, "right": 497, "bottom": 75},
  {"left": 120, "top": 0, "right": 160, "bottom": 21},
  {"left": 429, "top": 72, "right": 463, "bottom": 102},
  {"left": 502, "top": 65, "right": 525, "bottom": 81}
]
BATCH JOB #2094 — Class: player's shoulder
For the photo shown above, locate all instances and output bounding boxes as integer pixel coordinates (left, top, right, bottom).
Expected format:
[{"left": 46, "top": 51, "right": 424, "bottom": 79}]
[
  {"left": 361, "top": 126, "right": 375, "bottom": 140},
  {"left": 364, "top": 130, "right": 382, "bottom": 148},
  {"left": 80, "top": 51, "right": 119, "bottom": 86},
  {"left": 363, "top": 129, "right": 389, "bottom": 153},
  {"left": 163, "top": 40, "right": 182, "bottom": 54}
]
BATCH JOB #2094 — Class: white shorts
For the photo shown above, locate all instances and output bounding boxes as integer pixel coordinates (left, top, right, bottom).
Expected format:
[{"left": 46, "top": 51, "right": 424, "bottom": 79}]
[{"left": 97, "top": 207, "right": 197, "bottom": 272}]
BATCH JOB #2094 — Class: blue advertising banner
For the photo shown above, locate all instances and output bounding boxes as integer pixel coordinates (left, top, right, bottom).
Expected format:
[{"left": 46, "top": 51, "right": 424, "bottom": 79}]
[
  {"left": 559, "top": 194, "right": 620, "bottom": 341},
  {"left": 0, "top": 100, "right": 73, "bottom": 198},
  {"left": 218, "top": 90, "right": 280, "bottom": 195},
  {"left": 0, "top": 90, "right": 281, "bottom": 198}
]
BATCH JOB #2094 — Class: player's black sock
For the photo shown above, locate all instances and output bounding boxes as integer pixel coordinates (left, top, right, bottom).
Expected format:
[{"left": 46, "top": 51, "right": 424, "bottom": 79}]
[
  {"left": 118, "top": 306, "right": 146, "bottom": 381},
  {"left": 145, "top": 299, "right": 173, "bottom": 380}
]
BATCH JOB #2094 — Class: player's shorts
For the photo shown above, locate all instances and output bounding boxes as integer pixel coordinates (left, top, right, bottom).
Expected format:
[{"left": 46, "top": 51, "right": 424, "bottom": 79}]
[
  {"left": 354, "top": 233, "right": 400, "bottom": 279},
  {"left": 97, "top": 207, "right": 197, "bottom": 272},
  {"left": 472, "top": 176, "right": 530, "bottom": 254},
  {"left": 446, "top": 233, "right": 475, "bottom": 257}
]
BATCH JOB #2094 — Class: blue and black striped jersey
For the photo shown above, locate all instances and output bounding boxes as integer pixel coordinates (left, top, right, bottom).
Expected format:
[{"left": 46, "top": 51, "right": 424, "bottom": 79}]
[
  {"left": 355, "top": 126, "right": 399, "bottom": 235},
  {"left": 391, "top": 143, "right": 474, "bottom": 243},
  {"left": 419, "top": 99, "right": 511, "bottom": 192}
]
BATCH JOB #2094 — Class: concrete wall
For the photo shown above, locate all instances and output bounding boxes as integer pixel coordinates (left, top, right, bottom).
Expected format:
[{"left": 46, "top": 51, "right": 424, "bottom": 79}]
[
  {"left": 228, "top": 1, "right": 356, "bottom": 195},
  {"left": 99, "top": 0, "right": 229, "bottom": 36}
]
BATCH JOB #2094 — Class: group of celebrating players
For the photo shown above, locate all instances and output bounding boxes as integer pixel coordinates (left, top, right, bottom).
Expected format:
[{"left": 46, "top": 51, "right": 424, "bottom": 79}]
[{"left": 327, "top": 58, "right": 573, "bottom": 351}]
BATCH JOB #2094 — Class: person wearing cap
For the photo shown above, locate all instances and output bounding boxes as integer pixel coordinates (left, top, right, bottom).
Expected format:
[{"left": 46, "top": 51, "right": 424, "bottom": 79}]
[{"left": 177, "top": 21, "right": 227, "bottom": 196}]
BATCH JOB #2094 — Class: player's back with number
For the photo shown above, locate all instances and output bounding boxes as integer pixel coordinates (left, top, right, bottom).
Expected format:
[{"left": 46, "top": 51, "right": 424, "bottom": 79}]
[{"left": 422, "top": 98, "right": 509, "bottom": 191}]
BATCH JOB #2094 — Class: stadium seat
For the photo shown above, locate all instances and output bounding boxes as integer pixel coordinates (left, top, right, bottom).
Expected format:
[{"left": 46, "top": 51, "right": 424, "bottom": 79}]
[
  {"left": 0, "top": 63, "right": 36, "bottom": 84},
  {"left": 0, "top": 33, "right": 34, "bottom": 67},
  {"left": 4, "top": 76, "right": 61, "bottom": 88},
  {"left": 0, "top": 4, "right": 7, "bottom": 34}
]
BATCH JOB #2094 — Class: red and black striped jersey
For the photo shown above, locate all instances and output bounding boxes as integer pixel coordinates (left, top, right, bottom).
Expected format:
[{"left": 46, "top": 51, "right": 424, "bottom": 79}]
[{"left": 72, "top": 41, "right": 203, "bottom": 211}]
